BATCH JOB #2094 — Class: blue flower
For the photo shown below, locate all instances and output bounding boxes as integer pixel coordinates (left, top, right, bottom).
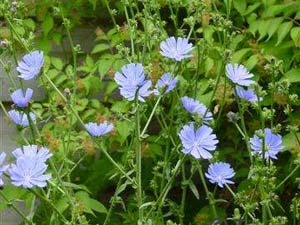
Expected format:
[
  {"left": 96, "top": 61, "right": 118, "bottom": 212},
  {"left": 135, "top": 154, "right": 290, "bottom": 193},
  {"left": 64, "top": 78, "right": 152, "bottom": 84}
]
[
  {"left": 12, "top": 145, "right": 52, "bottom": 163},
  {"left": 160, "top": 37, "right": 193, "bottom": 61},
  {"left": 205, "top": 162, "right": 235, "bottom": 188},
  {"left": 17, "top": 51, "right": 44, "bottom": 80},
  {"left": 179, "top": 123, "right": 218, "bottom": 159},
  {"left": 235, "top": 86, "right": 260, "bottom": 103},
  {"left": 0, "top": 153, "right": 9, "bottom": 186},
  {"left": 10, "top": 88, "right": 33, "bottom": 108},
  {"left": 181, "top": 96, "right": 213, "bottom": 122},
  {"left": 9, "top": 158, "right": 52, "bottom": 188},
  {"left": 250, "top": 128, "right": 283, "bottom": 160},
  {"left": 85, "top": 121, "right": 114, "bottom": 137},
  {"left": 226, "top": 64, "right": 255, "bottom": 87},
  {"left": 153, "top": 73, "right": 178, "bottom": 95},
  {"left": 9, "top": 145, "right": 52, "bottom": 188},
  {"left": 114, "top": 63, "right": 152, "bottom": 102},
  {"left": 8, "top": 109, "right": 36, "bottom": 127}
]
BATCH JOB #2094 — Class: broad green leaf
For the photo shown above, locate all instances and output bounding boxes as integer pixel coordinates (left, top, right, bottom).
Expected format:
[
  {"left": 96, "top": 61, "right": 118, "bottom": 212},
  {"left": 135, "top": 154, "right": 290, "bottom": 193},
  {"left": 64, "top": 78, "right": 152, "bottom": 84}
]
[
  {"left": 92, "top": 43, "right": 110, "bottom": 54},
  {"left": 258, "top": 19, "right": 271, "bottom": 41},
  {"left": 42, "top": 14, "right": 54, "bottom": 36},
  {"left": 75, "top": 191, "right": 107, "bottom": 215},
  {"left": 266, "top": 17, "right": 283, "bottom": 41},
  {"left": 243, "top": 2, "right": 261, "bottom": 16},
  {"left": 51, "top": 57, "right": 64, "bottom": 70},
  {"left": 98, "top": 59, "right": 113, "bottom": 77},
  {"left": 276, "top": 21, "right": 293, "bottom": 46},
  {"left": 290, "top": 27, "right": 300, "bottom": 47},
  {"left": 233, "top": 0, "right": 246, "bottom": 15},
  {"left": 232, "top": 48, "right": 251, "bottom": 63},
  {"left": 245, "top": 54, "right": 258, "bottom": 70},
  {"left": 282, "top": 132, "right": 300, "bottom": 153},
  {"left": 283, "top": 69, "right": 300, "bottom": 83},
  {"left": 23, "top": 19, "right": 35, "bottom": 31},
  {"left": 116, "top": 120, "right": 134, "bottom": 143}
]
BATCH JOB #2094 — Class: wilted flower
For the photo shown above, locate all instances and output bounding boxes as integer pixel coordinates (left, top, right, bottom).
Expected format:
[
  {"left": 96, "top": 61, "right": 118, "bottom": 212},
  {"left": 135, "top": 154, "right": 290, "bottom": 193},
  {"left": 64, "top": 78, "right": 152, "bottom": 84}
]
[
  {"left": 227, "top": 111, "right": 239, "bottom": 122},
  {"left": 153, "top": 73, "right": 178, "bottom": 95},
  {"left": 205, "top": 162, "right": 235, "bottom": 188},
  {"left": 114, "top": 63, "right": 152, "bottom": 102},
  {"left": 17, "top": 50, "right": 44, "bottom": 80},
  {"left": 181, "top": 96, "right": 213, "bottom": 122},
  {"left": 9, "top": 145, "right": 52, "bottom": 188},
  {"left": 179, "top": 123, "right": 218, "bottom": 159},
  {"left": 160, "top": 37, "right": 193, "bottom": 61},
  {"left": 235, "top": 86, "right": 260, "bottom": 103},
  {"left": 85, "top": 121, "right": 114, "bottom": 137},
  {"left": 226, "top": 64, "right": 254, "bottom": 87},
  {"left": 0, "top": 153, "right": 8, "bottom": 186},
  {"left": 10, "top": 88, "right": 33, "bottom": 108},
  {"left": 8, "top": 109, "right": 36, "bottom": 127},
  {"left": 250, "top": 128, "right": 283, "bottom": 160},
  {"left": 12, "top": 145, "right": 52, "bottom": 163}
]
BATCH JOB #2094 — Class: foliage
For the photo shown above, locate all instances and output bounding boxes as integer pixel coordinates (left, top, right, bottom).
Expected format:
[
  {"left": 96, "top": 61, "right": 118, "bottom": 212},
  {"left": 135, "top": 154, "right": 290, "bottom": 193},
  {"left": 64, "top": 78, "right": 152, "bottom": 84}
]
[{"left": 0, "top": 0, "right": 300, "bottom": 224}]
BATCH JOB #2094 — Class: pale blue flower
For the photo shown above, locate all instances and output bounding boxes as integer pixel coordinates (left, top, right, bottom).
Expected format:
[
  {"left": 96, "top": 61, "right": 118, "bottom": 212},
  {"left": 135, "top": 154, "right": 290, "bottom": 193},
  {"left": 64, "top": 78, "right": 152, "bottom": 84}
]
[
  {"left": 17, "top": 51, "right": 44, "bottom": 80},
  {"left": 153, "top": 73, "right": 178, "bottom": 95},
  {"left": 0, "top": 153, "right": 9, "bottom": 186},
  {"left": 114, "top": 63, "right": 152, "bottom": 102},
  {"left": 179, "top": 123, "right": 218, "bottom": 159},
  {"left": 12, "top": 145, "right": 52, "bottom": 163},
  {"left": 160, "top": 37, "right": 193, "bottom": 61},
  {"left": 10, "top": 88, "right": 33, "bottom": 108},
  {"left": 205, "top": 162, "right": 235, "bottom": 188},
  {"left": 9, "top": 158, "right": 51, "bottom": 188},
  {"left": 235, "top": 86, "right": 260, "bottom": 103},
  {"left": 9, "top": 145, "right": 52, "bottom": 188},
  {"left": 181, "top": 96, "right": 213, "bottom": 122},
  {"left": 226, "top": 64, "right": 255, "bottom": 87},
  {"left": 8, "top": 109, "right": 36, "bottom": 127},
  {"left": 250, "top": 128, "right": 283, "bottom": 160},
  {"left": 85, "top": 121, "right": 114, "bottom": 137}
]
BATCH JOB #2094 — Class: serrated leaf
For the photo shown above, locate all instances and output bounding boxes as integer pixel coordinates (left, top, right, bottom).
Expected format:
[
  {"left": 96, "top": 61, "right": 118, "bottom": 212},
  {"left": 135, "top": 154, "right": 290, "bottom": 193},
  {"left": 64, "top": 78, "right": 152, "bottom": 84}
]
[
  {"left": 42, "top": 15, "right": 54, "bottom": 36},
  {"left": 276, "top": 21, "right": 293, "bottom": 46},
  {"left": 266, "top": 17, "right": 283, "bottom": 41},
  {"left": 75, "top": 191, "right": 107, "bottom": 215}
]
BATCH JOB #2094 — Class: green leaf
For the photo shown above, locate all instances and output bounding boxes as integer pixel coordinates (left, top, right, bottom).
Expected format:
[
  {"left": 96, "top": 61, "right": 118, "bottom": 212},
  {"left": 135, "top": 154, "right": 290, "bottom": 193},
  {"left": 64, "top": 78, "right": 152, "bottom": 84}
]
[
  {"left": 283, "top": 69, "right": 300, "bottom": 83},
  {"left": 233, "top": 0, "right": 246, "bottom": 15},
  {"left": 92, "top": 43, "right": 110, "bottom": 54},
  {"left": 276, "top": 21, "right": 293, "bottom": 46},
  {"left": 75, "top": 191, "right": 107, "bottom": 215},
  {"left": 51, "top": 57, "right": 64, "bottom": 70},
  {"left": 98, "top": 59, "right": 113, "bottom": 78},
  {"left": 188, "top": 180, "right": 200, "bottom": 199},
  {"left": 23, "top": 19, "right": 35, "bottom": 31},
  {"left": 232, "top": 48, "right": 251, "bottom": 63},
  {"left": 245, "top": 54, "right": 258, "bottom": 70},
  {"left": 290, "top": 27, "right": 300, "bottom": 47},
  {"left": 42, "top": 14, "right": 54, "bottom": 36},
  {"left": 116, "top": 120, "right": 134, "bottom": 143},
  {"left": 266, "top": 17, "right": 284, "bottom": 41},
  {"left": 282, "top": 132, "right": 300, "bottom": 152}
]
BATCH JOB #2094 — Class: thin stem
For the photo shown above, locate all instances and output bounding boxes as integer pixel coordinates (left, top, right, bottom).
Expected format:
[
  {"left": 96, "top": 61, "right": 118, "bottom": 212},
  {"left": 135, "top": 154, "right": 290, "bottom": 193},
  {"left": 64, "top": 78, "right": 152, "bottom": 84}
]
[
  {"left": 140, "top": 96, "right": 162, "bottom": 138},
  {"left": 275, "top": 165, "right": 300, "bottom": 190},
  {"left": 0, "top": 191, "right": 33, "bottom": 224},
  {"left": 103, "top": 0, "right": 117, "bottom": 27},
  {"left": 135, "top": 98, "right": 143, "bottom": 220},
  {"left": 29, "top": 189, "right": 68, "bottom": 223},
  {"left": 43, "top": 73, "right": 133, "bottom": 182},
  {"left": 197, "top": 161, "right": 217, "bottom": 218}
]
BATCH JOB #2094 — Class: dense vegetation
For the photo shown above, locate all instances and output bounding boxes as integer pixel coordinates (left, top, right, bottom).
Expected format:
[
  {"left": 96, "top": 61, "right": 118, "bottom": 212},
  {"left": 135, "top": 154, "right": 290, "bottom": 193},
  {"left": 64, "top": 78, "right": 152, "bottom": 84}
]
[{"left": 0, "top": 0, "right": 300, "bottom": 224}]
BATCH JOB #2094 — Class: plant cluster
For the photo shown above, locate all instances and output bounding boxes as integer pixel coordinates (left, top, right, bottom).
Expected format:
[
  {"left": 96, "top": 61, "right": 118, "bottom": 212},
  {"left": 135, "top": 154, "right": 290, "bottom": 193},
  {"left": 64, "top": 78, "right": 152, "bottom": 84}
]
[{"left": 0, "top": 0, "right": 300, "bottom": 225}]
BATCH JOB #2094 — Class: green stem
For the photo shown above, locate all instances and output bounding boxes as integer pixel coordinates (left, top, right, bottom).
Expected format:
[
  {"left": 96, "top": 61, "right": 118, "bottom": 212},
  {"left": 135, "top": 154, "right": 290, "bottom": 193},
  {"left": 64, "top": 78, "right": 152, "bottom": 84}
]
[
  {"left": 197, "top": 161, "right": 217, "bottom": 219},
  {"left": 135, "top": 98, "right": 143, "bottom": 220},
  {"left": 43, "top": 73, "right": 133, "bottom": 182},
  {"left": 0, "top": 191, "right": 33, "bottom": 224},
  {"left": 29, "top": 189, "right": 68, "bottom": 223},
  {"left": 140, "top": 96, "right": 162, "bottom": 138},
  {"left": 275, "top": 165, "right": 300, "bottom": 190},
  {"left": 103, "top": 0, "right": 117, "bottom": 27},
  {"left": 145, "top": 155, "right": 185, "bottom": 220}
]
